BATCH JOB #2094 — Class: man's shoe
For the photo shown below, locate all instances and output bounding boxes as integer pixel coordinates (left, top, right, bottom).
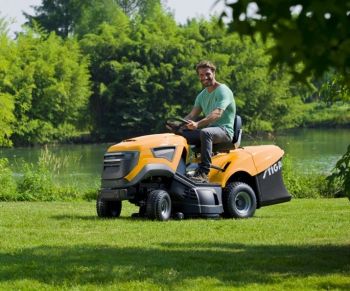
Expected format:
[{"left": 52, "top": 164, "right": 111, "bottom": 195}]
[{"left": 190, "top": 170, "right": 209, "bottom": 183}]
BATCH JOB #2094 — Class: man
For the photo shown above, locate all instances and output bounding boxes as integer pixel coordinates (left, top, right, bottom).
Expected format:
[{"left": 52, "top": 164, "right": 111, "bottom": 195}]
[{"left": 182, "top": 60, "right": 236, "bottom": 183}]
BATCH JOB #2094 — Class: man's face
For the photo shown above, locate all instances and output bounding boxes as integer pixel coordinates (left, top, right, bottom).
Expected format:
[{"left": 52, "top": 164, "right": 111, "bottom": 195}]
[{"left": 198, "top": 67, "right": 215, "bottom": 87}]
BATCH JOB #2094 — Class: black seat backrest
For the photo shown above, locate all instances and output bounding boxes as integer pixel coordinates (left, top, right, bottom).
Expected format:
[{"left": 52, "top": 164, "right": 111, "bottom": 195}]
[
  {"left": 210, "top": 114, "right": 243, "bottom": 153},
  {"left": 232, "top": 115, "right": 242, "bottom": 144}
]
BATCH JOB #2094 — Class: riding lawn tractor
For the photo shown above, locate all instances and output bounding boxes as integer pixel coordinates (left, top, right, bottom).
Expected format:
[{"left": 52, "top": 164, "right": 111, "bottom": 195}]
[{"left": 96, "top": 116, "right": 291, "bottom": 220}]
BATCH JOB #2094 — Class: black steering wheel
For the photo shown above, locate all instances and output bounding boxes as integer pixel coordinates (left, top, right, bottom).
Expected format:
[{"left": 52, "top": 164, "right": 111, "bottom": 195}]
[
  {"left": 165, "top": 117, "right": 190, "bottom": 133},
  {"left": 167, "top": 117, "right": 189, "bottom": 124}
]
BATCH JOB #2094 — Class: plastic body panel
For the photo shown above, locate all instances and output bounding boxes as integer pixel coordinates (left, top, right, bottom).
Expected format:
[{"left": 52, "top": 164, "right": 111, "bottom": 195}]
[
  {"left": 255, "top": 158, "right": 292, "bottom": 206},
  {"left": 170, "top": 174, "right": 223, "bottom": 215},
  {"left": 101, "top": 134, "right": 189, "bottom": 187},
  {"left": 209, "top": 145, "right": 284, "bottom": 187}
]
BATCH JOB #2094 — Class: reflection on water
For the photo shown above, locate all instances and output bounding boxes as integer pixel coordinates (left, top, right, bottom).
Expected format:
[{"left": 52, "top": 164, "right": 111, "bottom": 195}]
[
  {"left": 0, "top": 143, "right": 112, "bottom": 189},
  {"left": 242, "top": 128, "right": 350, "bottom": 174},
  {"left": 0, "top": 129, "right": 349, "bottom": 187}
]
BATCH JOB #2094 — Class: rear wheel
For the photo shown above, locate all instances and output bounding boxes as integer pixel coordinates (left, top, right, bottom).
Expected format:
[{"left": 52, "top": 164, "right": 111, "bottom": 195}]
[
  {"left": 96, "top": 197, "right": 122, "bottom": 218},
  {"left": 146, "top": 190, "right": 172, "bottom": 221},
  {"left": 223, "top": 182, "right": 256, "bottom": 218}
]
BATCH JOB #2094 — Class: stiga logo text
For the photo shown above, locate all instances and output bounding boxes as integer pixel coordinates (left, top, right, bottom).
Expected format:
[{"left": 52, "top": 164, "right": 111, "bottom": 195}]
[{"left": 263, "top": 161, "right": 282, "bottom": 179}]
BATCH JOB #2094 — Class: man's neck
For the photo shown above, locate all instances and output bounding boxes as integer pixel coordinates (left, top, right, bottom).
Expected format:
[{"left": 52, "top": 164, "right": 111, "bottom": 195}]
[{"left": 207, "top": 81, "right": 220, "bottom": 93}]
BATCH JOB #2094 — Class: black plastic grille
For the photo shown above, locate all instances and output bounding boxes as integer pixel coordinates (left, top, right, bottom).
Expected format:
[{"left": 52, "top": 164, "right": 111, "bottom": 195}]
[
  {"left": 102, "top": 151, "right": 139, "bottom": 180},
  {"left": 184, "top": 188, "right": 198, "bottom": 201}
]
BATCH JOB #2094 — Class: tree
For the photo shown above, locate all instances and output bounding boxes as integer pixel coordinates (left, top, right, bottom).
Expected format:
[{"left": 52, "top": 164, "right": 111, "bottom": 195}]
[
  {"left": 220, "top": 0, "right": 350, "bottom": 85},
  {"left": 0, "top": 92, "right": 14, "bottom": 146},
  {"left": 327, "top": 145, "right": 350, "bottom": 200},
  {"left": 1, "top": 28, "right": 91, "bottom": 145},
  {"left": 116, "top": 0, "right": 160, "bottom": 17},
  {"left": 0, "top": 13, "right": 11, "bottom": 36},
  {"left": 0, "top": 29, "right": 15, "bottom": 146},
  {"left": 220, "top": 0, "right": 350, "bottom": 199},
  {"left": 24, "top": 0, "right": 162, "bottom": 38},
  {"left": 24, "top": 0, "right": 82, "bottom": 37},
  {"left": 80, "top": 6, "right": 195, "bottom": 139},
  {"left": 74, "top": 0, "right": 124, "bottom": 37}
]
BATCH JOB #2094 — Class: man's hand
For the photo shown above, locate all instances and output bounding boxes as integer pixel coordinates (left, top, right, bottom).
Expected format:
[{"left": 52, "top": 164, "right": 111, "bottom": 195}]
[{"left": 185, "top": 120, "right": 199, "bottom": 130}]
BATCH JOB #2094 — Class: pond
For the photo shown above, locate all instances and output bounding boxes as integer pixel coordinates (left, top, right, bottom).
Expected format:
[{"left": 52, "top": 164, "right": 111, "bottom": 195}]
[
  {"left": 242, "top": 128, "right": 349, "bottom": 175},
  {"left": 1, "top": 128, "right": 349, "bottom": 189}
]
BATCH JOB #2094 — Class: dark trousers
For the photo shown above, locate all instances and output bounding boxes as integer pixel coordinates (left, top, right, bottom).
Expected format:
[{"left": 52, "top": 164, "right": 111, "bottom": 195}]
[{"left": 181, "top": 127, "right": 231, "bottom": 174}]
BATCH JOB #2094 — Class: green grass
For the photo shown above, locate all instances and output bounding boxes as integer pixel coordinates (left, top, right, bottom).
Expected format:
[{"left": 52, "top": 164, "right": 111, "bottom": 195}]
[{"left": 0, "top": 199, "right": 349, "bottom": 290}]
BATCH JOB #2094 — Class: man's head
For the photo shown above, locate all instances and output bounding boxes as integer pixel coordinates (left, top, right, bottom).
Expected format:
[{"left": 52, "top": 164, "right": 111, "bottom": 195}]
[{"left": 196, "top": 60, "right": 216, "bottom": 88}]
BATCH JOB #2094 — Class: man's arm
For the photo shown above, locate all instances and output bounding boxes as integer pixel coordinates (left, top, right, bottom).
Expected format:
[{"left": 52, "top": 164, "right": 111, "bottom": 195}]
[
  {"left": 184, "top": 106, "right": 202, "bottom": 121},
  {"left": 186, "top": 108, "right": 224, "bottom": 130}
]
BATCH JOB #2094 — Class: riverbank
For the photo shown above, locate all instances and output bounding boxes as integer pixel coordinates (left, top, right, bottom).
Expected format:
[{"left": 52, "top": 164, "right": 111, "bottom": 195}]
[{"left": 1, "top": 128, "right": 349, "bottom": 201}]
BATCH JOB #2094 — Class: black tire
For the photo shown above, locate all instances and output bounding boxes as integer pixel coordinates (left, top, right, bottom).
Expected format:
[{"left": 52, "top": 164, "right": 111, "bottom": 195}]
[
  {"left": 223, "top": 182, "right": 257, "bottom": 218},
  {"left": 96, "top": 197, "right": 122, "bottom": 218},
  {"left": 146, "top": 190, "right": 172, "bottom": 221}
]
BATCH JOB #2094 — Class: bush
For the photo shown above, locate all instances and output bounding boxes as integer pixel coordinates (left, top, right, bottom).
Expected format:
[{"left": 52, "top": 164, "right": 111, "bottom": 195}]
[
  {"left": 16, "top": 162, "right": 58, "bottom": 201},
  {"left": 0, "top": 158, "right": 17, "bottom": 201},
  {"left": 282, "top": 155, "right": 338, "bottom": 198},
  {"left": 327, "top": 145, "right": 350, "bottom": 201},
  {"left": 12, "top": 148, "right": 98, "bottom": 201}
]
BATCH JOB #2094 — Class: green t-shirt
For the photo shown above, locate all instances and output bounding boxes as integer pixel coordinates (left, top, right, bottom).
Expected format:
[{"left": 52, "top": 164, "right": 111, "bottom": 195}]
[{"left": 194, "top": 84, "right": 236, "bottom": 139}]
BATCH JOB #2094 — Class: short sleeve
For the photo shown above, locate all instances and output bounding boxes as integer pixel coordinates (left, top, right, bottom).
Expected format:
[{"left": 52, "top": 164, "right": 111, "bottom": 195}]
[{"left": 214, "top": 85, "right": 233, "bottom": 110}]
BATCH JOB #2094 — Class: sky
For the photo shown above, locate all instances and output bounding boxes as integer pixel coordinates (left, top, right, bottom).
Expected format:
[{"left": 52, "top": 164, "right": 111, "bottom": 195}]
[{"left": 0, "top": 0, "right": 228, "bottom": 37}]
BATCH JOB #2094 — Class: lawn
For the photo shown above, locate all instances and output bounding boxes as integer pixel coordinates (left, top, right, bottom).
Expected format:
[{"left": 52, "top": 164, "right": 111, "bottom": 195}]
[{"left": 0, "top": 199, "right": 349, "bottom": 290}]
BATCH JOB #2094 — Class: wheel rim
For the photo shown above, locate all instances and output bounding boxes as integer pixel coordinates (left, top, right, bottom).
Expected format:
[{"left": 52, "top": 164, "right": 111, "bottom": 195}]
[
  {"left": 161, "top": 198, "right": 170, "bottom": 217},
  {"left": 235, "top": 191, "right": 252, "bottom": 215}
]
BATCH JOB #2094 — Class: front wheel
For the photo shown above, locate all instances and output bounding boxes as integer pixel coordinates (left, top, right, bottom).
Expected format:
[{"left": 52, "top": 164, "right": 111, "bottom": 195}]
[
  {"left": 223, "top": 182, "right": 257, "bottom": 218},
  {"left": 96, "top": 197, "right": 122, "bottom": 218},
  {"left": 146, "top": 190, "right": 172, "bottom": 221}
]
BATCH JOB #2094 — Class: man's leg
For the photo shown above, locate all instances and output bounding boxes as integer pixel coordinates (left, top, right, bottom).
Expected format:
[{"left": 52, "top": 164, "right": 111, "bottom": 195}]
[
  {"left": 199, "top": 127, "right": 231, "bottom": 174},
  {"left": 180, "top": 129, "right": 201, "bottom": 146}
]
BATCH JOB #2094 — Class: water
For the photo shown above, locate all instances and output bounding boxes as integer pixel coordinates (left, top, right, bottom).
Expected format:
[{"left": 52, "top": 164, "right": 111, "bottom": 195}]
[
  {"left": 242, "top": 128, "right": 349, "bottom": 175},
  {"left": 0, "top": 143, "right": 111, "bottom": 189},
  {"left": 0, "top": 129, "right": 349, "bottom": 187}
]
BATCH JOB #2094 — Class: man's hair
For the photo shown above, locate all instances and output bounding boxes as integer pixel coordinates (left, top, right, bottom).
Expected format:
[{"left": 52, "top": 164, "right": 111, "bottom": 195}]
[{"left": 196, "top": 60, "right": 216, "bottom": 73}]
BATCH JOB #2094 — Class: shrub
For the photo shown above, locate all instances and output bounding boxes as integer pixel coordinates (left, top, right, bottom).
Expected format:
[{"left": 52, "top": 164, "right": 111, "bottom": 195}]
[
  {"left": 0, "top": 158, "right": 17, "bottom": 201},
  {"left": 16, "top": 162, "right": 56, "bottom": 201},
  {"left": 282, "top": 155, "right": 338, "bottom": 198},
  {"left": 15, "top": 148, "right": 88, "bottom": 201},
  {"left": 327, "top": 145, "right": 350, "bottom": 201}
]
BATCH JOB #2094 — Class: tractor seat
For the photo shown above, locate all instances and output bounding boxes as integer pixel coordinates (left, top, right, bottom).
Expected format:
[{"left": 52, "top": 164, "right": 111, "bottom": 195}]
[
  {"left": 212, "top": 115, "right": 242, "bottom": 152},
  {"left": 191, "top": 115, "right": 243, "bottom": 153}
]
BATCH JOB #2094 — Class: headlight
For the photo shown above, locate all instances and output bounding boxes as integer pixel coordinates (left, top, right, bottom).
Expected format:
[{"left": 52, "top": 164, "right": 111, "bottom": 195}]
[{"left": 152, "top": 147, "right": 176, "bottom": 161}]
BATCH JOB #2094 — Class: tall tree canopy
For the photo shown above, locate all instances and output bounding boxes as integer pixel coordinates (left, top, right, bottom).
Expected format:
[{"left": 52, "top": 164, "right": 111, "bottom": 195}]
[
  {"left": 24, "top": 0, "right": 82, "bottom": 37},
  {"left": 220, "top": 0, "right": 350, "bottom": 84},
  {"left": 24, "top": 0, "right": 162, "bottom": 38},
  {"left": 0, "top": 32, "right": 15, "bottom": 146},
  {"left": 0, "top": 27, "right": 91, "bottom": 145}
]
